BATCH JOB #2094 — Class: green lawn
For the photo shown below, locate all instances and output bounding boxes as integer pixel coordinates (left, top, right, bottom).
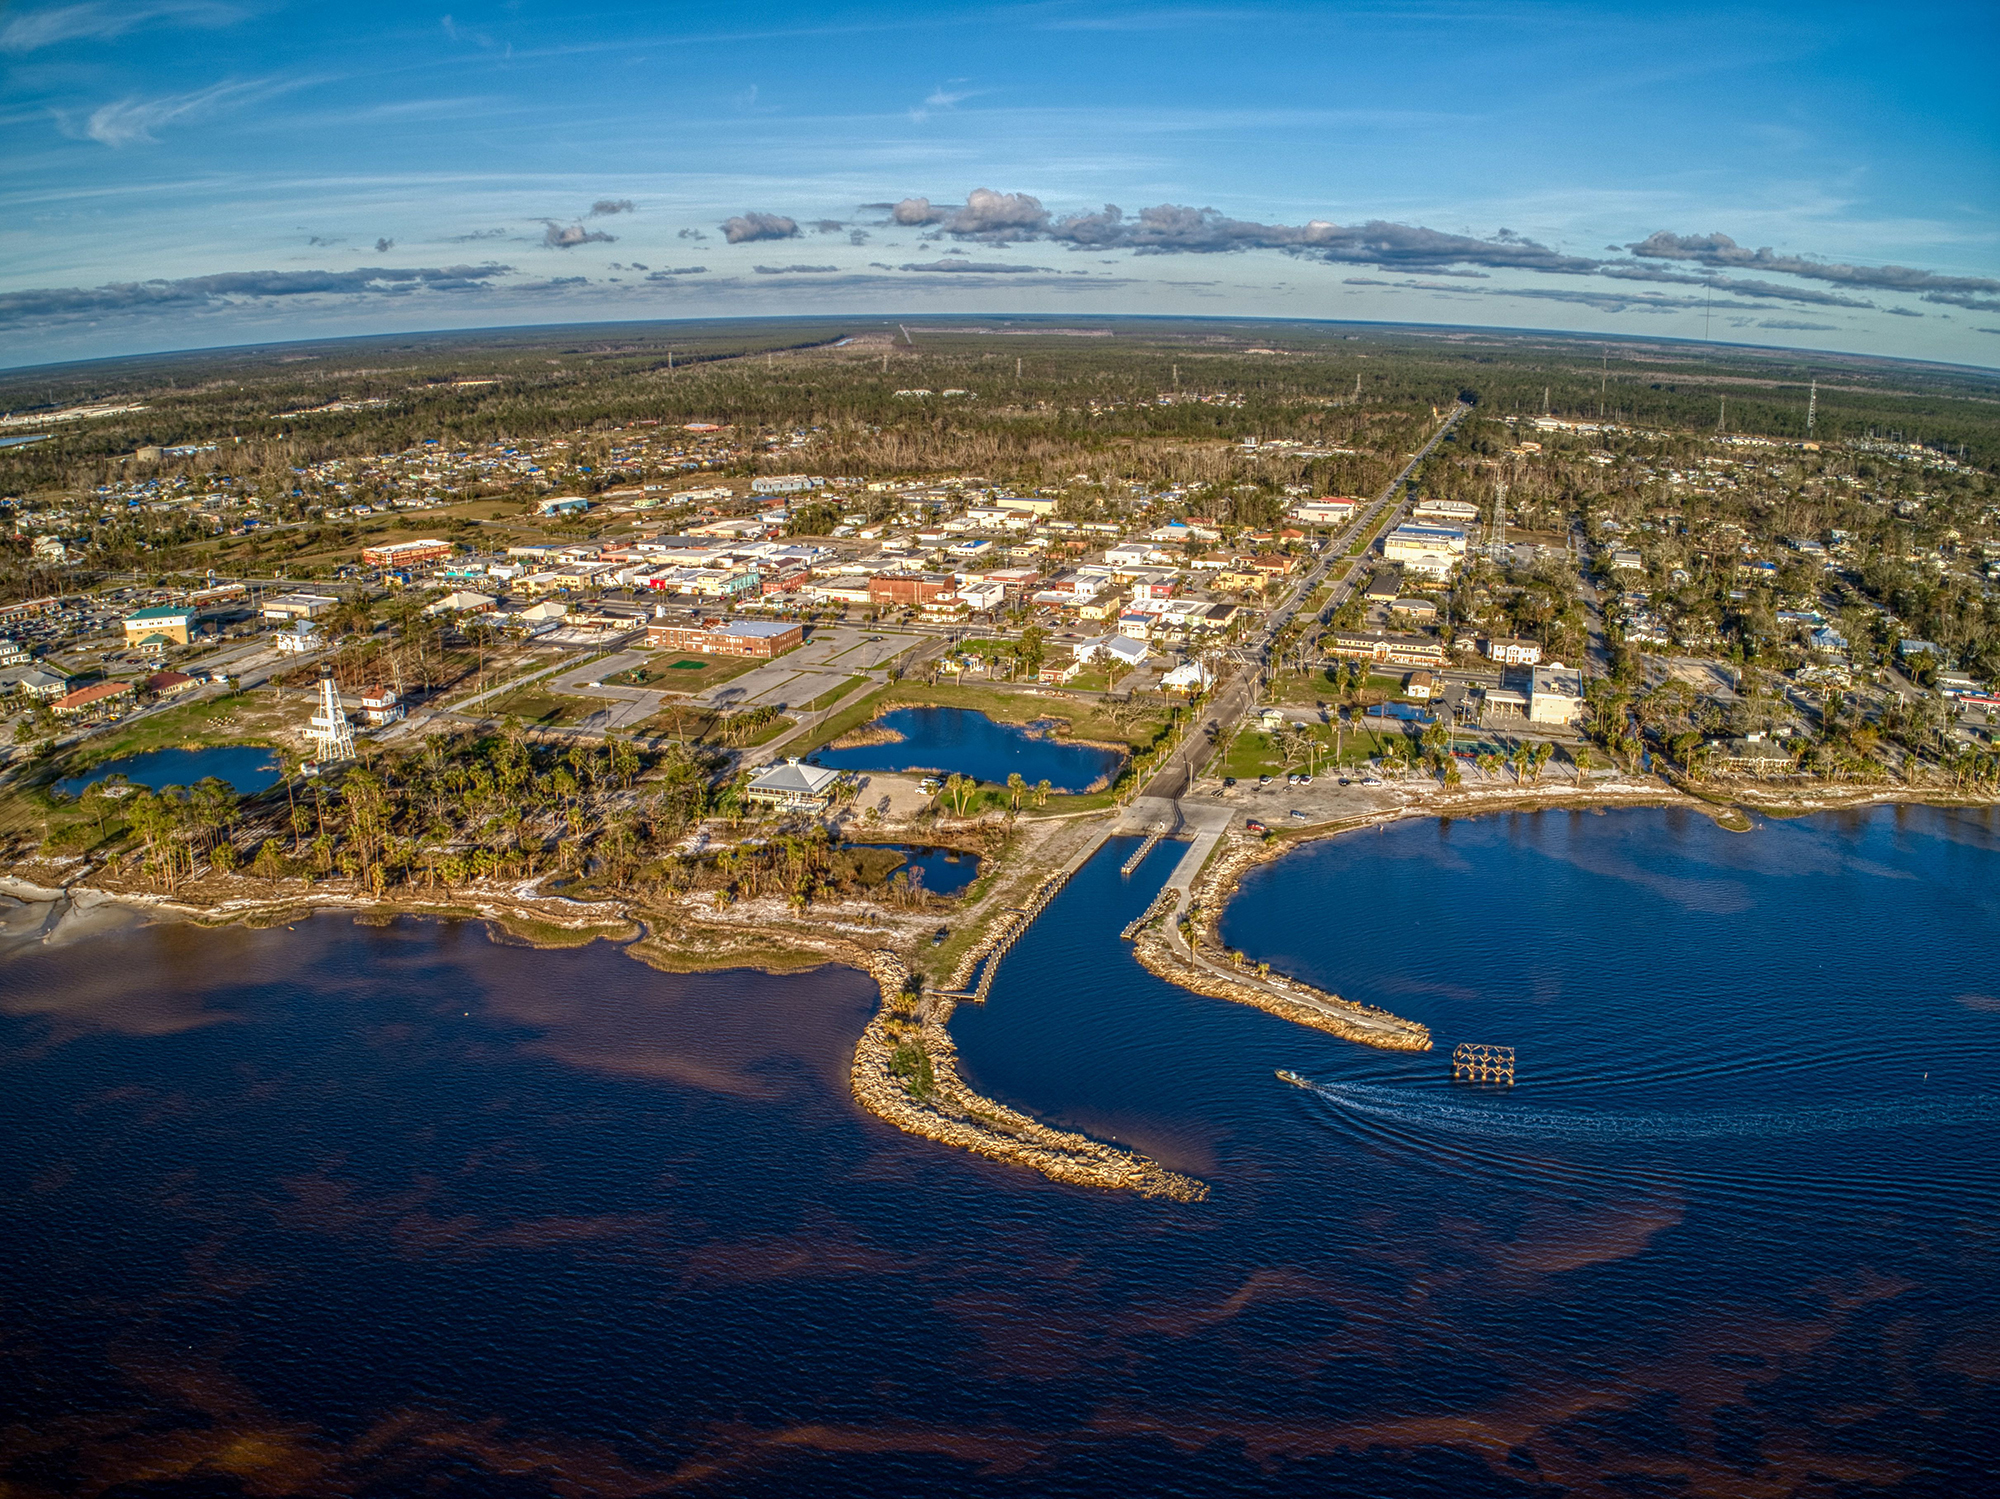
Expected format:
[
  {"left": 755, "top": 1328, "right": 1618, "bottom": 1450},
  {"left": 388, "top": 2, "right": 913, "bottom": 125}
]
[
  {"left": 625, "top": 648, "right": 777, "bottom": 696},
  {"left": 1218, "top": 721, "right": 1410, "bottom": 779},
  {"left": 53, "top": 694, "right": 281, "bottom": 776},
  {"left": 798, "top": 675, "right": 868, "bottom": 713},
  {"left": 485, "top": 685, "right": 594, "bottom": 728}
]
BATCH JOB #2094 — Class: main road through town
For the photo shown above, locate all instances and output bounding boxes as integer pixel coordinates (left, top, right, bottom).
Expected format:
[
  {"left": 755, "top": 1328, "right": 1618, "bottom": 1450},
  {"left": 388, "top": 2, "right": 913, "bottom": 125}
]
[{"left": 1136, "top": 400, "right": 1471, "bottom": 807}]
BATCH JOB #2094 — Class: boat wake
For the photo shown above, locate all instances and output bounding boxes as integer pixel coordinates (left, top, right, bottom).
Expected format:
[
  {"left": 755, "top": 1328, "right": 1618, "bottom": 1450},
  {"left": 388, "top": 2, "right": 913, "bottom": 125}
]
[{"left": 1286, "top": 1074, "right": 1997, "bottom": 1144}]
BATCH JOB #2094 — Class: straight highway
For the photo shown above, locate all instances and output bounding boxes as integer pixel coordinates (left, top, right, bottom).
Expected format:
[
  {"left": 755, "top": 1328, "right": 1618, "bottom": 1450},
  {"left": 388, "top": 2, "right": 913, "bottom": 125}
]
[{"left": 1138, "top": 400, "right": 1470, "bottom": 801}]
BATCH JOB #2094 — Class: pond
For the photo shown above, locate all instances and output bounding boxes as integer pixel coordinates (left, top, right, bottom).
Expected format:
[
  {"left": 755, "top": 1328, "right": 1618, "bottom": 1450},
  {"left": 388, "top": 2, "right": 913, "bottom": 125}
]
[
  {"left": 56, "top": 744, "right": 283, "bottom": 798},
  {"left": 840, "top": 842, "right": 981, "bottom": 897},
  {"left": 811, "top": 706, "right": 1121, "bottom": 793}
]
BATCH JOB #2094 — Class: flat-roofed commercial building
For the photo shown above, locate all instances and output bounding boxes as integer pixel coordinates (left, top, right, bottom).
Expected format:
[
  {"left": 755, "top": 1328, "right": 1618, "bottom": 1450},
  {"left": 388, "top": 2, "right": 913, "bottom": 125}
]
[
  {"left": 1412, "top": 498, "right": 1479, "bottom": 524},
  {"left": 1291, "top": 498, "right": 1357, "bottom": 525},
  {"left": 868, "top": 572, "right": 955, "bottom": 608},
  {"left": 262, "top": 592, "right": 338, "bottom": 622},
  {"left": 361, "top": 538, "right": 453, "bottom": 568},
  {"left": 645, "top": 618, "right": 803, "bottom": 658},
  {"left": 1529, "top": 665, "right": 1584, "bottom": 725}
]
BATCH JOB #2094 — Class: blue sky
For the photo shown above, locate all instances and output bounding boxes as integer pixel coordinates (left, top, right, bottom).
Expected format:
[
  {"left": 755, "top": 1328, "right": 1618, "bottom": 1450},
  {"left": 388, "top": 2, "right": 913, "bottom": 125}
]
[{"left": 3, "top": 0, "right": 1997, "bottom": 368}]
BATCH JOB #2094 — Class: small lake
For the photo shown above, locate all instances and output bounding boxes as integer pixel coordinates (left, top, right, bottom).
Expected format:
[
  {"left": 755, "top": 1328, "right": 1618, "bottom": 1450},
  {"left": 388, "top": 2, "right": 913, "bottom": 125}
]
[
  {"left": 57, "top": 744, "right": 283, "bottom": 798},
  {"left": 812, "top": 706, "right": 1121, "bottom": 793},
  {"left": 841, "top": 842, "right": 981, "bottom": 896}
]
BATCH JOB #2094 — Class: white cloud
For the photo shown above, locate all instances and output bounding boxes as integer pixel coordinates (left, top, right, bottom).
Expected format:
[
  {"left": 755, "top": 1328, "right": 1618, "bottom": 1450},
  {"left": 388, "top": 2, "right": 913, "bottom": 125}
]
[
  {"left": 0, "top": 0, "right": 237, "bottom": 53},
  {"left": 73, "top": 79, "right": 262, "bottom": 145}
]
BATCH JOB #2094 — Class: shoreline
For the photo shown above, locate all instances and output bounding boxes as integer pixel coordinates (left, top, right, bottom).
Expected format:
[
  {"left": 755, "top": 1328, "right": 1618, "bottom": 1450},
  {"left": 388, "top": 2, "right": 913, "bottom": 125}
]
[
  {"left": 4, "top": 776, "right": 1990, "bottom": 1203},
  {"left": 1154, "top": 776, "right": 2000, "bottom": 1040},
  {"left": 0, "top": 864, "right": 1206, "bottom": 1203}
]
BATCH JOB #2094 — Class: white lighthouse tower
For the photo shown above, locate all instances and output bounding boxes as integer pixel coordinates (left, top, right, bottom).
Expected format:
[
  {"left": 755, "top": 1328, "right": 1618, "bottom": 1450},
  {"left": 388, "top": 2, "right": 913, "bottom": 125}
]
[{"left": 305, "top": 666, "right": 355, "bottom": 763}]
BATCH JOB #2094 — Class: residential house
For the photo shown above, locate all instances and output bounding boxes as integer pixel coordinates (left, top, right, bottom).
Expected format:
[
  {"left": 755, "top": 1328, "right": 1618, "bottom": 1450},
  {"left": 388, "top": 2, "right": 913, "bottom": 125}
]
[
  {"left": 54, "top": 680, "right": 134, "bottom": 720},
  {"left": 1485, "top": 636, "right": 1542, "bottom": 666},
  {"left": 357, "top": 685, "right": 405, "bottom": 726}
]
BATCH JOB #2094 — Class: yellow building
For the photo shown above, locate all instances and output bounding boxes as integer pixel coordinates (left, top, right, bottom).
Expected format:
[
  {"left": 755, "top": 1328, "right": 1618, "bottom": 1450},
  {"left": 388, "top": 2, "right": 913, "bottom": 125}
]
[{"left": 122, "top": 605, "right": 194, "bottom": 646}]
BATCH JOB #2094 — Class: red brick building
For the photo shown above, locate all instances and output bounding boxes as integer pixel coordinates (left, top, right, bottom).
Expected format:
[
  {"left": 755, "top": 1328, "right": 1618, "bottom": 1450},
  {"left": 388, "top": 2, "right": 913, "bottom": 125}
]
[
  {"left": 867, "top": 572, "right": 954, "bottom": 608},
  {"left": 646, "top": 619, "right": 803, "bottom": 657}
]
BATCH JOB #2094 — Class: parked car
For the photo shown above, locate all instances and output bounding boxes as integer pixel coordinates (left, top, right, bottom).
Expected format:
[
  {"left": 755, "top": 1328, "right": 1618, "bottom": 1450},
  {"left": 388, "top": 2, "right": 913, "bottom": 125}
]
[{"left": 1245, "top": 819, "right": 1268, "bottom": 834}]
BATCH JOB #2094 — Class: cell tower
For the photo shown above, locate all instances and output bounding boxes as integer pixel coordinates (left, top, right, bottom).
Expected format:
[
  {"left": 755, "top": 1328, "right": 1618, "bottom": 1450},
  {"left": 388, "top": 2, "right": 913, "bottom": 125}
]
[
  {"left": 1806, "top": 378, "right": 1817, "bottom": 437},
  {"left": 306, "top": 666, "right": 354, "bottom": 763}
]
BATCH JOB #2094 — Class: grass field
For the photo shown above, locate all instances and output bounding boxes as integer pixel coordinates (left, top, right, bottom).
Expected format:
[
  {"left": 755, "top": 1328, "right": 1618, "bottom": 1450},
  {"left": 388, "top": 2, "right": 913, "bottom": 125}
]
[
  {"left": 616, "top": 649, "right": 772, "bottom": 696},
  {"left": 798, "top": 675, "right": 868, "bottom": 713},
  {"left": 1217, "top": 720, "right": 1413, "bottom": 780}
]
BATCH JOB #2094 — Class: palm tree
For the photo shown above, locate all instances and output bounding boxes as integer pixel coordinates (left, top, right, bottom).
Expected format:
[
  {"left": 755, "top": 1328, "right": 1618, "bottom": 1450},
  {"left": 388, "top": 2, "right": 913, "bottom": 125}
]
[{"left": 1006, "top": 771, "right": 1027, "bottom": 812}]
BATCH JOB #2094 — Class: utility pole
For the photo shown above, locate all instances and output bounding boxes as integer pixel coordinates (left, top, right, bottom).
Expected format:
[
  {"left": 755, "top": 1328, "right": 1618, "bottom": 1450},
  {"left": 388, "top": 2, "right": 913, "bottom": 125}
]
[
  {"left": 1806, "top": 378, "right": 1817, "bottom": 437},
  {"left": 1718, "top": 395, "right": 1726, "bottom": 433},
  {"left": 1599, "top": 348, "right": 1608, "bottom": 418}
]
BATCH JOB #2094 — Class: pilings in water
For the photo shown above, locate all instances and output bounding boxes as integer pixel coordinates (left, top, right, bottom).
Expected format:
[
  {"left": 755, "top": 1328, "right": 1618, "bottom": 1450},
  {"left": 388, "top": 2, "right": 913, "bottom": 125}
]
[{"left": 1451, "top": 1042, "right": 1515, "bottom": 1084}]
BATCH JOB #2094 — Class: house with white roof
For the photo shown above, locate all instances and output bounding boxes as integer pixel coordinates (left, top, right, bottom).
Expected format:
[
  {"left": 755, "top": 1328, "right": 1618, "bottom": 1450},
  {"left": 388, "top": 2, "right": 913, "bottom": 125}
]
[{"left": 746, "top": 758, "right": 842, "bottom": 812}]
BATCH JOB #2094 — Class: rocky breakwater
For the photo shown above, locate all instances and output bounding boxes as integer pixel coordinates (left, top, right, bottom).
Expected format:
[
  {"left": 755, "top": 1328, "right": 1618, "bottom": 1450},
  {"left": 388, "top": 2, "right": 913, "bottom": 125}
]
[
  {"left": 850, "top": 946, "right": 1206, "bottom": 1201},
  {"left": 1131, "top": 835, "right": 1432, "bottom": 1054}
]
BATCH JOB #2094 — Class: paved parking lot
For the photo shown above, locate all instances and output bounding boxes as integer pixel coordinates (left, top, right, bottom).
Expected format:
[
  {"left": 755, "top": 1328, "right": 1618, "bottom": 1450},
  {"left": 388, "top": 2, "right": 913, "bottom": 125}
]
[{"left": 690, "top": 626, "right": 920, "bottom": 710}]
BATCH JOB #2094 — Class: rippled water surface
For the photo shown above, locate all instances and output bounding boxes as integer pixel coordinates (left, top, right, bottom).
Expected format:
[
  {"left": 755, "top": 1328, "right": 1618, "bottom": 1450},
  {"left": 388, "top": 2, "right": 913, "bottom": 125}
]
[
  {"left": 810, "top": 705, "right": 1122, "bottom": 792},
  {"left": 2, "top": 805, "right": 1997, "bottom": 1496}
]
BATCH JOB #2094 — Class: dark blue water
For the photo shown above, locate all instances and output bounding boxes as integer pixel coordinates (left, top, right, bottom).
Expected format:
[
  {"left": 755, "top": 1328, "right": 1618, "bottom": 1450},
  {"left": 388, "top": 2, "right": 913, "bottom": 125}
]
[
  {"left": 812, "top": 706, "right": 1121, "bottom": 792},
  {"left": 57, "top": 744, "right": 282, "bottom": 797},
  {"left": 1, "top": 805, "right": 1996, "bottom": 1495},
  {"left": 843, "top": 842, "right": 981, "bottom": 896}
]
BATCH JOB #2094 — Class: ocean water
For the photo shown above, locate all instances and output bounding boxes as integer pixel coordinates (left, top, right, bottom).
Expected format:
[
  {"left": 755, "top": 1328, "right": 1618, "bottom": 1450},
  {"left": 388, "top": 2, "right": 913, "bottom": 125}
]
[
  {"left": 1, "top": 805, "right": 1996, "bottom": 1496},
  {"left": 810, "top": 705, "right": 1122, "bottom": 792}
]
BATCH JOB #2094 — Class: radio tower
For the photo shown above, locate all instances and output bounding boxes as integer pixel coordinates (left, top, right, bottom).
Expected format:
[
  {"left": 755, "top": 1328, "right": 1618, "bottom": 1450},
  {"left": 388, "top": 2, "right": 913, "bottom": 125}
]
[
  {"left": 306, "top": 665, "right": 354, "bottom": 763},
  {"left": 1806, "top": 378, "right": 1817, "bottom": 437}
]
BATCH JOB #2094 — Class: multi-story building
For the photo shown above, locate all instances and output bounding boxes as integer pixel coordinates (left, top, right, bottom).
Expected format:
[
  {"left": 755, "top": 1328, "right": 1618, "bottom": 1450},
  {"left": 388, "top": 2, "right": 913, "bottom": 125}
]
[{"left": 360, "top": 538, "right": 453, "bottom": 568}]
